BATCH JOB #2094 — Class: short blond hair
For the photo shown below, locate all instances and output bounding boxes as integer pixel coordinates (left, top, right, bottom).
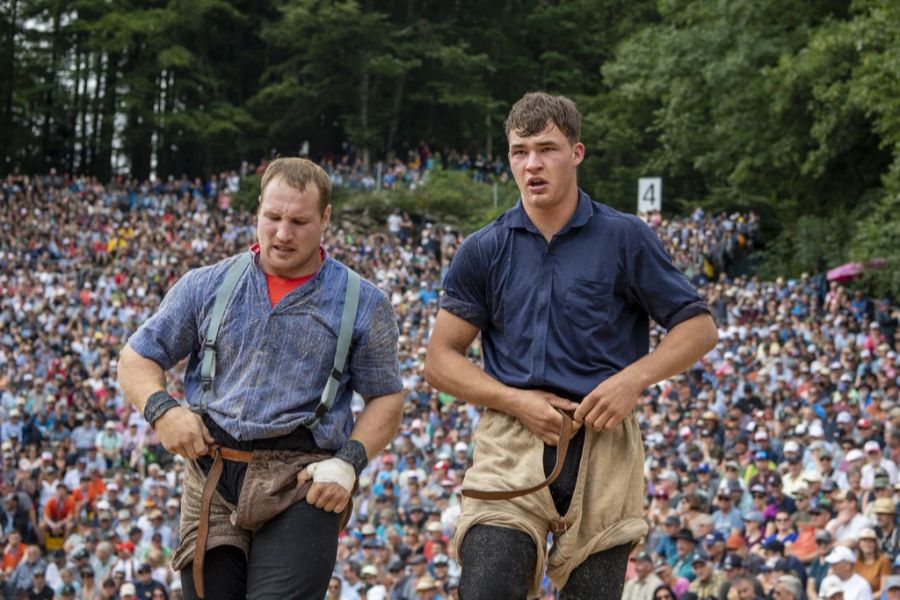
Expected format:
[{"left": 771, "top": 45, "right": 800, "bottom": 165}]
[{"left": 259, "top": 157, "right": 332, "bottom": 215}]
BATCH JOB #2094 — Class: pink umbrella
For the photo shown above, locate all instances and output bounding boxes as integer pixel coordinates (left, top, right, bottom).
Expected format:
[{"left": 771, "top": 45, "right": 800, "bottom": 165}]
[
  {"left": 827, "top": 262, "right": 864, "bottom": 282},
  {"left": 826, "top": 259, "right": 886, "bottom": 282}
]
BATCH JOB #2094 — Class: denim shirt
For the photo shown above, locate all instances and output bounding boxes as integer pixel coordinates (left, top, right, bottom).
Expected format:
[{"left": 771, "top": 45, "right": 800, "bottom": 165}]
[
  {"left": 128, "top": 251, "right": 402, "bottom": 449},
  {"left": 440, "top": 189, "right": 710, "bottom": 397}
]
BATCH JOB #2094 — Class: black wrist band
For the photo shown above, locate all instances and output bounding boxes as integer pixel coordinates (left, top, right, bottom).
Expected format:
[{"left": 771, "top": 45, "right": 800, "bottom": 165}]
[
  {"left": 143, "top": 391, "right": 180, "bottom": 427},
  {"left": 335, "top": 440, "right": 368, "bottom": 476}
]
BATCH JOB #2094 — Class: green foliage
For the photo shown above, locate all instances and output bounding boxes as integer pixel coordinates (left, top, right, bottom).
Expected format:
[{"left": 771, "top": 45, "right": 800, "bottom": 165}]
[
  {"left": 233, "top": 173, "right": 261, "bottom": 213},
  {"left": 331, "top": 170, "right": 519, "bottom": 234},
  {"left": 2, "top": 0, "right": 900, "bottom": 293}
]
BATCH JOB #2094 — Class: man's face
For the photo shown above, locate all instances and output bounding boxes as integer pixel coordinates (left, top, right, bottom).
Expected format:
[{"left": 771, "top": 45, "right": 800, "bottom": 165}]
[
  {"left": 635, "top": 559, "right": 652, "bottom": 578},
  {"left": 833, "top": 560, "right": 854, "bottom": 579},
  {"left": 774, "top": 583, "right": 796, "bottom": 600},
  {"left": 693, "top": 561, "right": 710, "bottom": 581},
  {"left": 256, "top": 176, "right": 330, "bottom": 279},
  {"left": 508, "top": 124, "right": 584, "bottom": 214},
  {"left": 327, "top": 577, "right": 341, "bottom": 598},
  {"left": 887, "top": 587, "right": 900, "bottom": 600},
  {"left": 735, "top": 579, "right": 756, "bottom": 600}
]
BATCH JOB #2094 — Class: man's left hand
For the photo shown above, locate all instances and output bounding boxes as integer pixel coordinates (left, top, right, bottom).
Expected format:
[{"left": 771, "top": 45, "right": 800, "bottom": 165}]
[
  {"left": 299, "top": 458, "right": 355, "bottom": 513},
  {"left": 574, "top": 372, "right": 643, "bottom": 431}
]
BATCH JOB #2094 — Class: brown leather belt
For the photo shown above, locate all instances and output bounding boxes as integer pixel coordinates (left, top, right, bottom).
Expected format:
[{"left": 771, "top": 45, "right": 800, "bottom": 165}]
[
  {"left": 194, "top": 445, "right": 253, "bottom": 599},
  {"left": 460, "top": 408, "right": 575, "bottom": 501}
]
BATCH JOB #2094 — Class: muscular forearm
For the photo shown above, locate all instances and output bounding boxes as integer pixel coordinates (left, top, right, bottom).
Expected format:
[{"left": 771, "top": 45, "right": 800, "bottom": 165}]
[
  {"left": 619, "top": 314, "right": 717, "bottom": 390},
  {"left": 117, "top": 344, "right": 167, "bottom": 413},
  {"left": 349, "top": 392, "right": 404, "bottom": 459},
  {"left": 423, "top": 345, "right": 519, "bottom": 415}
]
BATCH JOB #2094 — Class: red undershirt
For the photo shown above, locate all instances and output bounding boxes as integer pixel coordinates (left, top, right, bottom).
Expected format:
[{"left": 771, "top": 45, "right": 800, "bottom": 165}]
[{"left": 251, "top": 243, "right": 325, "bottom": 306}]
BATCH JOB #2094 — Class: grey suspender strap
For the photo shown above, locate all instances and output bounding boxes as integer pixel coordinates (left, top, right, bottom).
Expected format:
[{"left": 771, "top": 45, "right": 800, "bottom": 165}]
[
  {"left": 198, "top": 253, "right": 253, "bottom": 413},
  {"left": 308, "top": 267, "right": 360, "bottom": 428},
  {"left": 198, "top": 252, "right": 361, "bottom": 426}
]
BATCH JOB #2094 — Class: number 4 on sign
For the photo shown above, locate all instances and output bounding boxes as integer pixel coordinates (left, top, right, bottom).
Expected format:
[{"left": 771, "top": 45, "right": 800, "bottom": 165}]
[{"left": 638, "top": 177, "right": 662, "bottom": 213}]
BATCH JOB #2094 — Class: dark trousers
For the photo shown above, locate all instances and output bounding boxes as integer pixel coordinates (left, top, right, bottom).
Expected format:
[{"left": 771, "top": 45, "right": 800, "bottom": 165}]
[{"left": 180, "top": 495, "right": 341, "bottom": 600}]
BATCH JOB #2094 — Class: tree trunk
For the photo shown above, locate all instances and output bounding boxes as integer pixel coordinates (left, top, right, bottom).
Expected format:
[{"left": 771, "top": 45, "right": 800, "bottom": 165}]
[
  {"left": 97, "top": 51, "right": 120, "bottom": 181},
  {"left": 2, "top": 0, "right": 19, "bottom": 171},
  {"left": 68, "top": 42, "right": 83, "bottom": 174},
  {"left": 385, "top": 73, "right": 406, "bottom": 155},
  {"left": 41, "top": 2, "right": 65, "bottom": 171},
  {"left": 360, "top": 70, "right": 370, "bottom": 172},
  {"left": 88, "top": 52, "right": 105, "bottom": 176},
  {"left": 79, "top": 51, "right": 92, "bottom": 172}
]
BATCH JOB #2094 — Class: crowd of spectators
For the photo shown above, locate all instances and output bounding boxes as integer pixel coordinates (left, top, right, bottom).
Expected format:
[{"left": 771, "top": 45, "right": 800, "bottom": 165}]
[
  {"left": 0, "top": 170, "right": 898, "bottom": 600},
  {"left": 312, "top": 141, "right": 511, "bottom": 191}
]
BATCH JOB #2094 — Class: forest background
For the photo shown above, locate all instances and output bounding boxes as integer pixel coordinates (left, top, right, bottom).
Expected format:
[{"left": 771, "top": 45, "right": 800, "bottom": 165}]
[{"left": 1, "top": 0, "right": 898, "bottom": 293}]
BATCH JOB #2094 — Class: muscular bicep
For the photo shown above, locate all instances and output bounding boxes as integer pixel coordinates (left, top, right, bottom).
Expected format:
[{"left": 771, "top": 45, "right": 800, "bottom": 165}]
[{"left": 428, "top": 309, "right": 480, "bottom": 356}]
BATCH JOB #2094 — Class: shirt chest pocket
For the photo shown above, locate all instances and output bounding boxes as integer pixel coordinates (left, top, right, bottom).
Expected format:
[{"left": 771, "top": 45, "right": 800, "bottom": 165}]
[{"left": 565, "top": 279, "right": 614, "bottom": 329}]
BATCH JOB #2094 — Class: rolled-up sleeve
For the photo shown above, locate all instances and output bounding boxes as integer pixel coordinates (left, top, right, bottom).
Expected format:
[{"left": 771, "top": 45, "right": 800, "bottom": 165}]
[
  {"left": 127, "top": 270, "right": 202, "bottom": 370},
  {"left": 626, "top": 221, "right": 710, "bottom": 330},
  {"left": 440, "top": 235, "right": 490, "bottom": 329},
  {"left": 349, "top": 292, "right": 402, "bottom": 398}
]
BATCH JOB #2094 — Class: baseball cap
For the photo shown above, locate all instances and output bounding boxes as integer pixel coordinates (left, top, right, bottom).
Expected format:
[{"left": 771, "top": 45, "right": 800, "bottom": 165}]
[
  {"left": 723, "top": 554, "right": 743, "bottom": 569},
  {"left": 846, "top": 449, "right": 865, "bottom": 462},
  {"left": 704, "top": 531, "right": 725, "bottom": 545},
  {"left": 825, "top": 546, "right": 856, "bottom": 564},
  {"left": 815, "top": 530, "right": 833, "bottom": 544},
  {"left": 119, "top": 583, "right": 137, "bottom": 596},
  {"left": 635, "top": 551, "right": 653, "bottom": 562},
  {"left": 361, "top": 564, "right": 378, "bottom": 577},
  {"left": 886, "top": 575, "right": 900, "bottom": 590},
  {"left": 743, "top": 511, "right": 765, "bottom": 524},
  {"left": 675, "top": 528, "right": 696, "bottom": 543},
  {"left": 691, "top": 550, "right": 710, "bottom": 565},
  {"left": 388, "top": 559, "right": 405, "bottom": 572},
  {"left": 820, "top": 575, "right": 843, "bottom": 598},
  {"left": 865, "top": 440, "right": 882, "bottom": 453}
]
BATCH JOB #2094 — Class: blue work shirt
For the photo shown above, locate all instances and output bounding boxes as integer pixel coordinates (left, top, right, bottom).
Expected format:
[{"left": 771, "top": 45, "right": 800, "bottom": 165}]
[
  {"left": 128, "top": 251, "right": 402, "bottom": 449},
  {"left": 440, "top": 190, "right": 710, "bottom": 397}
]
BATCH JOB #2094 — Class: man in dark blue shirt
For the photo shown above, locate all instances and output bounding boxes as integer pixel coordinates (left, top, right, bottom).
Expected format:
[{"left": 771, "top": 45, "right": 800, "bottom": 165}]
[{"left": 425, "top": 92, "right": 717, "bottom": 599}]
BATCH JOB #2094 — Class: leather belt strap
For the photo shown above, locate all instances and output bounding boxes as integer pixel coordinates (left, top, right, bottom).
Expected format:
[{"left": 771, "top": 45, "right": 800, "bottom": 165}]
[
  {"left": 193, "top": 445, "right": 253, "bottom": 598},
  {"left": 461, "top": 408, "right": 575, "bottom": 501}
]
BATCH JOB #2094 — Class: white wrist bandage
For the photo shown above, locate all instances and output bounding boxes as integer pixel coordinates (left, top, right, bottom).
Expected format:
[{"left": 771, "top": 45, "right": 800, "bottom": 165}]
[{"left": 306, "top": 458, "right": 356, "bottom": 493}]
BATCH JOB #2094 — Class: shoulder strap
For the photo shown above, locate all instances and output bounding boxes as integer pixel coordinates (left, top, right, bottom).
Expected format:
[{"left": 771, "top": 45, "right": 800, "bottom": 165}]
[
  {"left": 199, "top": 254, "right": 253, "bottom": 404},
  {"left": 308, "top": 267, "right": 361, "bottom": 428}
]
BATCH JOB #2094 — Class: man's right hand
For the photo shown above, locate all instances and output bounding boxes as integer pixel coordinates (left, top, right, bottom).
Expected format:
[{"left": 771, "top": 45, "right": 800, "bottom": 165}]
[
  {"left": 154, "top": 406, "right": 216, "bottom": 459},
  {"left": 510, "top": 390, "right": 580, "bottom": 446}
]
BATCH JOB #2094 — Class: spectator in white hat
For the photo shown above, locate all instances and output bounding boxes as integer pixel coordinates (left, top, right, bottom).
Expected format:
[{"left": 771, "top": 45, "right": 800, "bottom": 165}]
[
  {"left": 824, "top": 546, "right": 872, "bottom": 600},
  {"left": 819, "top": 574, "right": 845, "bottom": 600},
  {"left": 855, "top": 527, "right": 890, "bottom": 595},
  {"left": 885, "top": 575, "right": 900, "bottom": 600},
  {"left": 782, "top": 441, "right": 809, "bottom": 498},
  {"left": 861, "top": 441, "right": 897, "bottom": 489}
]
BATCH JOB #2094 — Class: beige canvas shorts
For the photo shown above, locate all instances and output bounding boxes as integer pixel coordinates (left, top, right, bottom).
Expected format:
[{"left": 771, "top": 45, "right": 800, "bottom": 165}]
[{"left": 454, "top": 409, "right": 648, "bottom": 597}]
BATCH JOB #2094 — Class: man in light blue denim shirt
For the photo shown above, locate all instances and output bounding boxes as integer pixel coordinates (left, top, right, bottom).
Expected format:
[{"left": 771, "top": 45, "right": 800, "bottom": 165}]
[{"left": 118, "top": 158, "right": 403, "bottom": 600}]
